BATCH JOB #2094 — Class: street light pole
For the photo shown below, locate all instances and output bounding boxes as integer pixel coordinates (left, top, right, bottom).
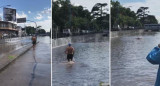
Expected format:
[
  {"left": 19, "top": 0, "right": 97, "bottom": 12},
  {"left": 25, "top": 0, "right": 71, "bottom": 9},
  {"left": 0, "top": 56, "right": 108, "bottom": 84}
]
[
  {"left": 26, "top": 20, "right": 38, "bottom": 35},
  {"left": 27, "top": 20, "right": 37, "bottom": 28}
]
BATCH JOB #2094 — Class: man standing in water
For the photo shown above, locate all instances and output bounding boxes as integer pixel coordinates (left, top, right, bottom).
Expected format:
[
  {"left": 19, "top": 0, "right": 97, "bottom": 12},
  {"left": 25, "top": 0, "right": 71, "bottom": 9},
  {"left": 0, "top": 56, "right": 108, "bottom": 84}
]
[{"left": 65, "top": 43, "right": 74, "bottom": 62}]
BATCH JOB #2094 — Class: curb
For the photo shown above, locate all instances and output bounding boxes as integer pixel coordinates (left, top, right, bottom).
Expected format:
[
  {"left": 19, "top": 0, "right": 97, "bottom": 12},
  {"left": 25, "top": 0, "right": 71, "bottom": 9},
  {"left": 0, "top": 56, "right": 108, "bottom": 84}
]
[{"left": 0, "top": 42, "right": 39, "bottom": 72}]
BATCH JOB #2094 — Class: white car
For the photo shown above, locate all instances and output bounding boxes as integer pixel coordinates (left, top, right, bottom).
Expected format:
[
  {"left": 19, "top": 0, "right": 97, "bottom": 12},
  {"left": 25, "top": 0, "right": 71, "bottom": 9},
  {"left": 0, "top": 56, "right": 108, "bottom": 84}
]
[{"left": 3, "top": 33, "right": 8, "bottom": 37}]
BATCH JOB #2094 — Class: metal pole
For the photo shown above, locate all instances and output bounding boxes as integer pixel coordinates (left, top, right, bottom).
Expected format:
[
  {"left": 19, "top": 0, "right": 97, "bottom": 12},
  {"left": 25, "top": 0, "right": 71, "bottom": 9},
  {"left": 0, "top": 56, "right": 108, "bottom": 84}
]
[{"left": 27, "top": 20, "right": 37, "bottom": 28}]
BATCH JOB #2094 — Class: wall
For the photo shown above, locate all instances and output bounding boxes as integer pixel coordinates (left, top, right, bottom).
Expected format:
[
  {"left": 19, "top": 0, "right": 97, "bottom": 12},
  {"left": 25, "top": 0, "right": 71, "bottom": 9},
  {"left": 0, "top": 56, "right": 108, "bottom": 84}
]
[
  {"left": 111, "top": 29, "right": 145, "bottom": 38},
  {"left": 0, "top": 37, "right": 31, "bottom": 44},
  {"left": 52, "top": 33, "right": 108, "bottom": 48}
]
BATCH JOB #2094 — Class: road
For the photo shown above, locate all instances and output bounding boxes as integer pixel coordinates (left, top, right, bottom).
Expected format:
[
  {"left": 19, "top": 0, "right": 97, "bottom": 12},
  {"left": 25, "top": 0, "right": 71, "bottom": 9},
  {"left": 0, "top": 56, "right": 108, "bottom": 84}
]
[
  {"left": 0, "top": 36, "right": 51, "bottom": 86},
  {"left": 52, "top": 36, "right": 109, "bottom": 86},
  {"left": 111, "top": 32, "right": 160, "bottom": 86}
]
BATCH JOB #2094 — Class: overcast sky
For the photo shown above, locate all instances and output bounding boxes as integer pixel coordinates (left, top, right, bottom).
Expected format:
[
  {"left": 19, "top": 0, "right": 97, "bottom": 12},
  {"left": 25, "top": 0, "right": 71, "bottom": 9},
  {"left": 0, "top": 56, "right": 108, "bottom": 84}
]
[
  {"left": 117, "top": 0, "right": 160, "bottom": 23},
  {"left": 0, "top": 0, "right": 51, "bottom": 32},
  {"left": 70, "top": 0, "right": 110, "bottom": 14}
]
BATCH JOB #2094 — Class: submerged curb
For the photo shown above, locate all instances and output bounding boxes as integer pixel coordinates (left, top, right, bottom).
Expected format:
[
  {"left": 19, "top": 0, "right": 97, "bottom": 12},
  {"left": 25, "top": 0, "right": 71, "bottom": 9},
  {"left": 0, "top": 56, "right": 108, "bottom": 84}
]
[{"left": 0, "top": 42, "right": 38, "bottom": 72}]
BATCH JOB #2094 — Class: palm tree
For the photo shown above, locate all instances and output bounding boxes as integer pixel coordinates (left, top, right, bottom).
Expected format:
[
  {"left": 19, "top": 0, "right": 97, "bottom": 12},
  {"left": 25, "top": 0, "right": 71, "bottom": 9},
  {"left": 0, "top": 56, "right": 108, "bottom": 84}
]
[{"left": 91, "top": 3, "right": 108, "bottom": 18}]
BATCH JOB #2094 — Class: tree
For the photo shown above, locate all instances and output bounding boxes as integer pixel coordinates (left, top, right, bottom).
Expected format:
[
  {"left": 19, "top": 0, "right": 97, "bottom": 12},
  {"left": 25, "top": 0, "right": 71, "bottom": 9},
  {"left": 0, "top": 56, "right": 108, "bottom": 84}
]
[
  {"left": 37, "top": 26, "right": 42, "bottom": 29},
  {"left": 52, "top": 0, "right": 71, "bottom": 30},
  {"left": 136, "top": 7, "right": 150, "bottom": 25},
  {"left": 25, "top": 26, "right": 36, "bottom": 35},
  {"left": 52, "top": 0, "right": 92, "bottom": 34},
  {"left": 71, "top": 17, "right": 89, "bottom": 30},
  {"left": 111, "top": 1, "right": 121, "bottom": 30},
  {"left": 137, "top": 7, "right": 158, "bottom": 25},
  {"left": 91, "top": 3, "right": 108, "bottom": 18},
  {"left": 38, "top": 29, "right": 46, "bottom": 34},
  {"left": 144, "top": 15, "right": 158, "bottom": 24},
  {"left": 91, "top": 3, "right": 109, "bottom": 31},
  {"left": 111, "top": 1, "right": 142, "bottom": 30},
  {"left": 137, "top": 7, "right": 149, "bottom": 19},
  {"left": 52, "top": 0, "right": 109, "bottom": 37}
]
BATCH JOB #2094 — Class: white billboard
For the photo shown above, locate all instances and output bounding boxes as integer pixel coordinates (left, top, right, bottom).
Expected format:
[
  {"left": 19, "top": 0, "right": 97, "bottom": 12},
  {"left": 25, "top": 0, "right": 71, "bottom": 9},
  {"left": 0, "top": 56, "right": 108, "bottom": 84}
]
[{"left": 3, "top": 7, "right": 16, "bottom": 22}]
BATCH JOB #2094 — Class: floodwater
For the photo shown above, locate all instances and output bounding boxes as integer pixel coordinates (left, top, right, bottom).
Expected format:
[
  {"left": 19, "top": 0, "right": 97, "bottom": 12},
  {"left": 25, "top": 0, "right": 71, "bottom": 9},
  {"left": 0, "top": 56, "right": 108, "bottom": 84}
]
[
  {"left": 111, "top": 32, "right": 160, "bottom": 86},
  {"left": 52, "top": 36, "right": 109, "bottom": 86}
]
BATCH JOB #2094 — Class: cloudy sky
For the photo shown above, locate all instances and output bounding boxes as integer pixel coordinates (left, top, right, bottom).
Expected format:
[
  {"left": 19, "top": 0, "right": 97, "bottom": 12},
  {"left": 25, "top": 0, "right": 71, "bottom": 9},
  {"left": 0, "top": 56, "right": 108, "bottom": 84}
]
[
  {"left": 117, "top": 0, "right": 160, "bottom": 23},
  {"left": 70, "top": 0, "right": 110, "bottom": 14},
  {"left": 0, "top": 0, "right": 51, "bottom": 32}
]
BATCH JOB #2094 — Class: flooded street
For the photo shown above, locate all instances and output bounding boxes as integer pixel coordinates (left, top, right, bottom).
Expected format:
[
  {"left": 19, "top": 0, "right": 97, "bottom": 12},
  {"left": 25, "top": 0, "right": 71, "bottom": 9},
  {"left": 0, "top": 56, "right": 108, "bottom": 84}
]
[
  {"left": 0, "top": 36, "right": 51, "bottom": 86},
  {"left": 111, "top": 32, "right": 160, "bottom": 86},
  {"left": 52, "top": 36, "right": 109, "bottom": 86}
]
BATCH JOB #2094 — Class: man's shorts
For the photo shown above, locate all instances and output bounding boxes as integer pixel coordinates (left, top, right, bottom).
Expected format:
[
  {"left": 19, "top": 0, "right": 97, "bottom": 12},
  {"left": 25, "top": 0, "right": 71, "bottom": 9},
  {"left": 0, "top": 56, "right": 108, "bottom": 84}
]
[
  {"left": 32, "top": 41, "right": 36, "bottom": 45},
  {"left": 67, "top": 54, "right": 73, "bottom": 61}
]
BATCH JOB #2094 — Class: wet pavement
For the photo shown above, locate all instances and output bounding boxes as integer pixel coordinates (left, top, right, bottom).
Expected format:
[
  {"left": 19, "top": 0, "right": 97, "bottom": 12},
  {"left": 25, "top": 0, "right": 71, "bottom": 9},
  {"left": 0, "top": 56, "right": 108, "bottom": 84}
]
[
  {"left": 52, "top": 36, "right": 109, "bottom": 86},
  {"left": 111, "top": 32, "right": 160, "bottom": 86},
  {"left": 0, "top": 36, "right": 51, "bottom": 86}
]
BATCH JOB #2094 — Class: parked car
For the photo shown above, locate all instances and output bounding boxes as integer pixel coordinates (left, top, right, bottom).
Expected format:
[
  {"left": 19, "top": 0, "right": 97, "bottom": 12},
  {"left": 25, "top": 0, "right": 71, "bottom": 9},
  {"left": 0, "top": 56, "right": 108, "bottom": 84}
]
[{"left": 3, "top": 33, "right": 9, "bottom": 37}]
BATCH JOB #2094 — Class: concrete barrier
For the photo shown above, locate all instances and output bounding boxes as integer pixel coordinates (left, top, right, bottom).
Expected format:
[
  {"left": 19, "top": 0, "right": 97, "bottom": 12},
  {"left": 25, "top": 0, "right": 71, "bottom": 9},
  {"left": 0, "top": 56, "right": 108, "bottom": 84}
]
[
  {"left": 52, "top": 33, "right": 108, "bottom": 48},
  {"left": 53, "top": 37, "right": 71, "bottom": 48},
  {"left": 0, "top": 37, "right": 31, "bottom": 44},
  {"left": 111, "top": 29, "right": 145, "bottom": 38}
]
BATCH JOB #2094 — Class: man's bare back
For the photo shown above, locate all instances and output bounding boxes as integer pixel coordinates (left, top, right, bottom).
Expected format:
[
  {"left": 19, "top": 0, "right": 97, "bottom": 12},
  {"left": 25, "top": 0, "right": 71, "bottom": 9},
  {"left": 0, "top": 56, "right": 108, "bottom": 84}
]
[
  {"left": 66, "top": 46, "right": 74, "bottom": 54},
  {"left": 65, "top": 44, "right": 74, "bottom": 62}
]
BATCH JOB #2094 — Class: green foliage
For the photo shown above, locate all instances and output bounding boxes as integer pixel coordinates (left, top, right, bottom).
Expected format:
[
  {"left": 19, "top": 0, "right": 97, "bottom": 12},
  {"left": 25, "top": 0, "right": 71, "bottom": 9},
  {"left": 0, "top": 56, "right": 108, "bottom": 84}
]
[
  {"left": 137, "top": 7, "right": 149, "bottom": 19},
  {"left": 91, "top": 3, "right": 109, "bottom": 31},
  {"left": 91, "top": 3, "right": 108, "bottom": 18},
  {"left": 8, "top": 55, "right": 15, "bottom": 60},
  {"left": 145, "top": 15, "right": 158, "bottom": 24},
  {"left": 137, "top": 7, "right": 158, "bottom": 25},
  {"left": 25, "top": 25, "right": 46, "bottom": 35},
  {"left": 25, "top": 26, "right": 36, "bottom": 35},
  {"left": 52, "top": 0, "right": 109, "bottom": 34},
  {"left": 111, "top": 1, "right": 140, "bottom": 30},
  {"left": 71, "top": 17, "right": 89, "bottom": 30},
  {"left": 52, "top": 0, "right": 71, "bottom": 30},
  {"left": 111, "top": 1, "right": 158, "bottom": 30},
  {"left": 38, "top": 29, "right": 46, "bottom": 34}
]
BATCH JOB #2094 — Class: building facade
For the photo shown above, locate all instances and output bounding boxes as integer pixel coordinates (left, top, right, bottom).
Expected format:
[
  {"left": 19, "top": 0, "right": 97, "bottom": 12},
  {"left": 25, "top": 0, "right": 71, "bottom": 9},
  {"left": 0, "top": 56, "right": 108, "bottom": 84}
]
[{"left": 0, "top": 21, "right": 18, "bottom": 38}]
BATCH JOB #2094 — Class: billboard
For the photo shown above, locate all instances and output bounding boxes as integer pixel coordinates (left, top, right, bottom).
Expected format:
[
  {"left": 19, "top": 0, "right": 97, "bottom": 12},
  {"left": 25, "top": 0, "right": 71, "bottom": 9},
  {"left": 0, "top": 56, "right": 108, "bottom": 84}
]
[
  {"left": 3, "top": 7, "right": 16, "bottom": 22},
  {"left": 17, "top": 18, "right": 26, "bottom": 23}
]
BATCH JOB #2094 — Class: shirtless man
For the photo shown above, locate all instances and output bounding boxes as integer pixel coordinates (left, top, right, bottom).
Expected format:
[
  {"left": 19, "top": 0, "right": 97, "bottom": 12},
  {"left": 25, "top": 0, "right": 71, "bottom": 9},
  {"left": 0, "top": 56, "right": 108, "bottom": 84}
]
[
  {"left": 32, "top": 35, "right": 37, "bottom": 48},
  {"left": 65, "top": 43, "right": 74, "bottom": 62}
]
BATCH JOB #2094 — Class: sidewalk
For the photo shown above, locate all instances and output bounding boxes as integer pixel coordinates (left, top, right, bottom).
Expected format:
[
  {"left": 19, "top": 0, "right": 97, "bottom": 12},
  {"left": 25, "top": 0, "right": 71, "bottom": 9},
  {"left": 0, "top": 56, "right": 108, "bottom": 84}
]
[
  {"left": 0, "top": 39, "right": 32, "bottom": 71},
  {"left": 0, "top": 37, "right": 51, "bottom": 86}
]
